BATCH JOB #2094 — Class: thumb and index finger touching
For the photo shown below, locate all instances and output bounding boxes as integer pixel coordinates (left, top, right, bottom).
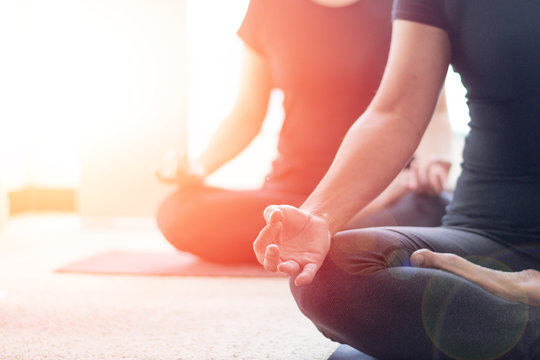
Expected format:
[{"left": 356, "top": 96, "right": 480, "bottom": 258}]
[
  {"left": 254, "top": 205, "right": 288, "bottom": 266},
  {"left": 256, "top": 205, "right": 321, "bottom": 285},
  {"left": 264, "top": 205, "right": 284, "bottom": 224}
]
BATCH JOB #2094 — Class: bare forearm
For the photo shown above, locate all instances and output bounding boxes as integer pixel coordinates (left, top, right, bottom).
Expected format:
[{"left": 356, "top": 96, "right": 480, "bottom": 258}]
[
  {"left": 301, "top": 108, "right": 427, "bottom": 234},
  {"left": 254, "top": 22, "right": 452, "bottom": 284}
]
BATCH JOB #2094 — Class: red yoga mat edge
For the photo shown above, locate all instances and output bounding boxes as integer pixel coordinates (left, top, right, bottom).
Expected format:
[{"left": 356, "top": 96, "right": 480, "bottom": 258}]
[{"left": 55, "top": 250, "right": 285, "bottom": 278}]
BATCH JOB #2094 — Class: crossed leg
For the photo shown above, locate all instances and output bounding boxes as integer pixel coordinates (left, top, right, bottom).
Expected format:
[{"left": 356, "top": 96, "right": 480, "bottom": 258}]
[{"left": 291, "top": 227, "right": 540, "bottom": 359}]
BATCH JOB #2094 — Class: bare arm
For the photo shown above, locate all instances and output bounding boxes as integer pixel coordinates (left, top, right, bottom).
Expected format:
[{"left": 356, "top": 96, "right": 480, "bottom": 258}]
[
  {"left": 157, "top": 44, "right": 272, "bottom": 185},
  {"left": 254, "top": 20, "right": 452, "bottom": 285},
  {"left": 348, "top": 88, "right": 453, "bottom": 220},
  {"left": 302, "top": 21, "right": 452, "bottom": 234}
]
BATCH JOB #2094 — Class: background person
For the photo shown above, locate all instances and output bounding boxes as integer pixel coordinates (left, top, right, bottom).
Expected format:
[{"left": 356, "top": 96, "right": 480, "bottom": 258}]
[{"left": 157, "top": 0, "right": 453, "bottom": 264}]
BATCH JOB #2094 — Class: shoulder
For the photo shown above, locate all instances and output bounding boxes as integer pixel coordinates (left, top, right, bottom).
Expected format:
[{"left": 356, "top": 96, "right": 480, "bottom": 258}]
[
  {"left": 393, "top": 0, "right": 447, "bottom": 31},
  {"left": 245, "top": 0, "right": 286, "bottom": 14}
]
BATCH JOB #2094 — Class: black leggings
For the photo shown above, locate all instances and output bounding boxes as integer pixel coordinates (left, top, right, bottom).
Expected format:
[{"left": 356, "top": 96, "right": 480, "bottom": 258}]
[
  {"left": 156, "top": 185, "right": 449, "bottom": 263},
  {"left": 291, "top": 226, "right": 540, "bottom": 359}
]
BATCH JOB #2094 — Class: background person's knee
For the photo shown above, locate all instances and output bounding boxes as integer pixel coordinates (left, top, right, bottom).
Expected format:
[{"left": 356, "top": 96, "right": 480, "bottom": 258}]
[
  {"left": 156, "top": 191, "right": 198, "bottom": 252},
  {"left": 155, "top": 193, "right": 177, "bottom": 239}
]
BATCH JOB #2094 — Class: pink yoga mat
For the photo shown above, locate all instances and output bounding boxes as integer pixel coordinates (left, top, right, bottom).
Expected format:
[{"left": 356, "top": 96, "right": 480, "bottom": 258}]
[{"left": 55, "top": 250, "right": 285, "bottom": 278}]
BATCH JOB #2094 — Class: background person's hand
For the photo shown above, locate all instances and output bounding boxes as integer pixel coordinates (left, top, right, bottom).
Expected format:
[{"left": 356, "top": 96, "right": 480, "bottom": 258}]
[
  {"left": 411, "top": 249, "right": 540, "bottom": 307},
  {"left": 407, "top": 157, "right": 451, "bottom": 196},
  {"left": 156, "top": 148, "right": 206, "bottom": 188},
  {"left": 253, "top": 205, "right": 331, "bottom": 286}
]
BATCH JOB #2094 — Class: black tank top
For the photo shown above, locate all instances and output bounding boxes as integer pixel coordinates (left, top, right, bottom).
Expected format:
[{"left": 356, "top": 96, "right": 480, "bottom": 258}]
[{"left": 394, "top": 0, "right": 540, "bottom": 246}]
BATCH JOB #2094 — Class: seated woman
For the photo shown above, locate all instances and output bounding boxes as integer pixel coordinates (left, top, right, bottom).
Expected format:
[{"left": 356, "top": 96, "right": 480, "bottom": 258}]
[
  {"left": 156, "top": 0, "right": 453, "bottom": 264},
  {"left": 254, "top": 0, "right": 540, "bottom": 358}
]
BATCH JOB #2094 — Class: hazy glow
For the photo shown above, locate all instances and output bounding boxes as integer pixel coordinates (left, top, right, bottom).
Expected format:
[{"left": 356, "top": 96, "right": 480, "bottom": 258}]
[
  {"left": 421, "top": 264, "right": 527, "bottom": 359},
  {"left": 0, "top": 0, "right": 82, "bottom": 188},
  {"left": 185, "top": 0, "right": 283, "bottom": 189},
  {"left": 445, "top": 69, "right": 469, "bottom": 135},
  {"left": 0, "top": 0, "right": 468, "bottom": 192},
  {"left": 0, "top": 0, "right": 257, "bottom": 191},
  {"left": 1, "top": 0, "right": 187, "bottom": 191}
]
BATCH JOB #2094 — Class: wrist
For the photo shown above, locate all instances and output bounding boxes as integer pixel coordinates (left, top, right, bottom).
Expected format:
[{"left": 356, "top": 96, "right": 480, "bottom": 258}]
[{"left": 302, "top": 208, "right": 336, "bottom": 235}]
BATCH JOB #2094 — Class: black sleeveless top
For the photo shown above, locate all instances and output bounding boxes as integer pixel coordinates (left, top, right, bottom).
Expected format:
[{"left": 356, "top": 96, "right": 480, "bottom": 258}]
[{"left": 394, "top": 0, "right": 540, "bottom": 247}]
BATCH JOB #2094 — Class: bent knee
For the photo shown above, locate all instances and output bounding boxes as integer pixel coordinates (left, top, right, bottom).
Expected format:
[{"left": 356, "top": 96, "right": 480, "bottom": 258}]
[
  {"left": 289, "top": 272, "right": 336, "bottom": 325},
  {"left": 288, "top": 256, "right": 371, "bottom": 344},
  {"left": 327, "top": 229, "right": 413, "bottom": 276},
  {"left": 156, "top": 193, "right": 180, "bottom": 238},
  {"left": 289, "top": 230, "right": 401, "bottom": 311},
  {"left": 155, "top": 191, "right": 201, "bottom": 252}
]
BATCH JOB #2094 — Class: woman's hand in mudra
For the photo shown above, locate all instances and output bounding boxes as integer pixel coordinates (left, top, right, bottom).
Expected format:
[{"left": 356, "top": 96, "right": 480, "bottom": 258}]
[
  {"left": 253, "top": 205, "right": 331, "bottom": 286},
  {"left": 411, "top": 249, "right": 540, "bottom": 307}
]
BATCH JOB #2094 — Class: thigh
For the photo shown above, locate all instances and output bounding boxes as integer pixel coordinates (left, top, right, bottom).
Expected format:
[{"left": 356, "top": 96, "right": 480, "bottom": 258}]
[
  {"left": 330, "top": 226, "right": 539, "bottom": 274},
  {"left": 293, "top": 257, "right": 539, "bottom": 359},
  {"left": 292, "top": 226, "right": 540, "bottom": 359},
  {"left": 159, "top": 185, "right": 306, "bottom": 227}
]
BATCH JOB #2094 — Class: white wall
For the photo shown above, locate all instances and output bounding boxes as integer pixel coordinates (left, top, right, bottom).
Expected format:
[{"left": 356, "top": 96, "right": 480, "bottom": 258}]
[
  {"left": 78, "top": 0, "right": 189, "bottom": 217},
  {"left": 0, "top": 0, "right": 470, "bottom": 219},
  {"left": 184, "top": 0, "right": 282, "bottom": 190},
  {"left": 0, "top": 0, "right": 189, "bottom": 217}
]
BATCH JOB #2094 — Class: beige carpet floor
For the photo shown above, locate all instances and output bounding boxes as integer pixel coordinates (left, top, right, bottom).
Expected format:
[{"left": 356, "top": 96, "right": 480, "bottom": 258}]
[{"left": 0, "top": 214, "right": 338, "bottom": 360}]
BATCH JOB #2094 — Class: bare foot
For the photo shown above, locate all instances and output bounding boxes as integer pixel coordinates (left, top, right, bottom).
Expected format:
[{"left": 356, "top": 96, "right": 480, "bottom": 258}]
[{"left": 411, "top": 249, "right": 540, "bottom": 307}]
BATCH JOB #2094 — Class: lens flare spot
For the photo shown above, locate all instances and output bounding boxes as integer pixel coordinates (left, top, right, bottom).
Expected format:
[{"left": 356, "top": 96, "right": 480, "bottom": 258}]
[{"left": 421, "top": 269, "right": 528, "bottom": 360}]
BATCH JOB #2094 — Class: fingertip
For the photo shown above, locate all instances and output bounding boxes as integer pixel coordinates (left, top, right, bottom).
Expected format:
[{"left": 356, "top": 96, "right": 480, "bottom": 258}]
[
  {"left": 294, "top": 263, "right": 318, "bottom": 286},
  {"left": 263, "top": 244, "right": 281, "bottom": 272},
  {"left": 269, "top": 209, "right": 283, "bottom": 223},
  {"left": 278, "top": 260, "right": 301, "bottom": 275},
  {"left": 294, "top": 273, "right": 312, "bottom": 287},
  {"left": 267, "top": 244, "right": 279, "bottom": 255},
  {"left": 264, "top": 206, "right": 283, "bottom": 224},
  {"left": 253, "top": 225, "right": 279, "bottom": 264},
  {"left": 263, "top": 206, "right": 274, "bottom": 222}
]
